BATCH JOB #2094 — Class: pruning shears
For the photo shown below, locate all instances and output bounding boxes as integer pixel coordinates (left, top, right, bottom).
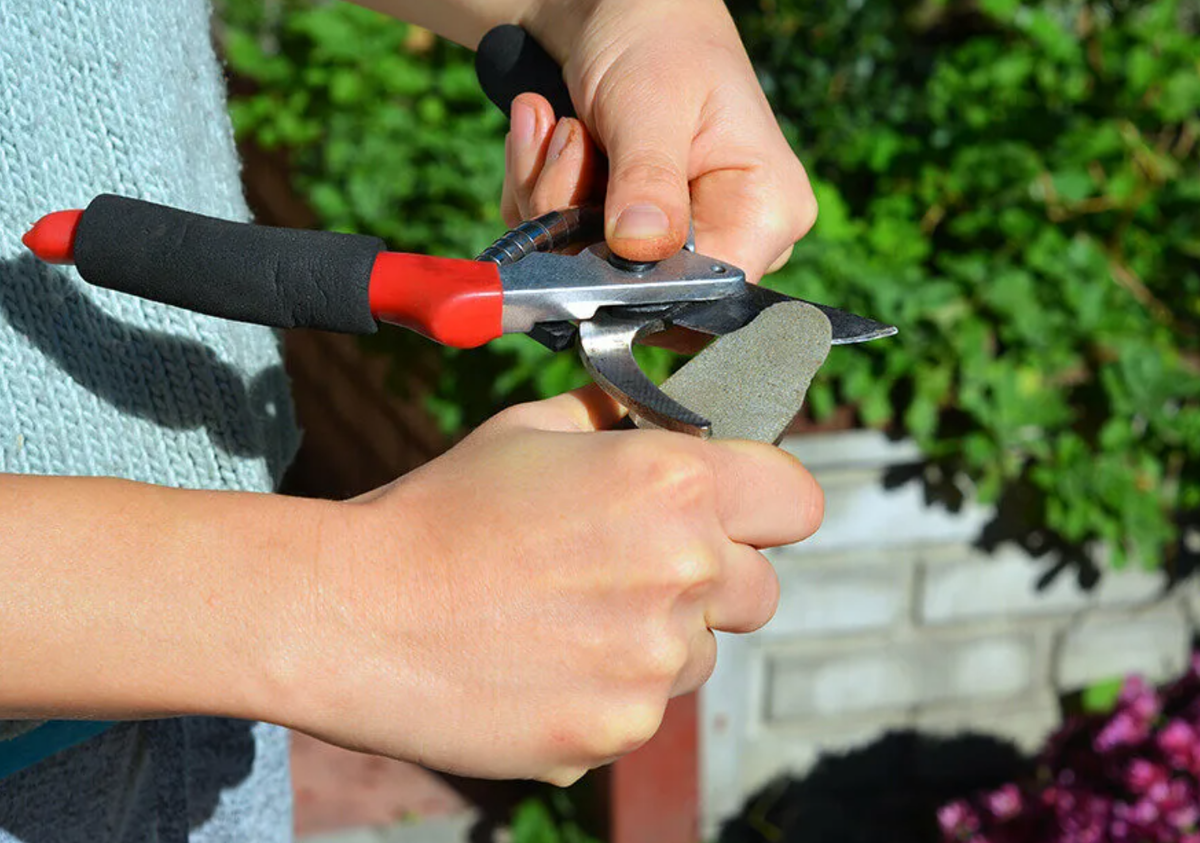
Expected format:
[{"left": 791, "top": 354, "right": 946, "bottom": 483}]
[{"left": 21, "top": 26, "right": 896, "bottom": 437}]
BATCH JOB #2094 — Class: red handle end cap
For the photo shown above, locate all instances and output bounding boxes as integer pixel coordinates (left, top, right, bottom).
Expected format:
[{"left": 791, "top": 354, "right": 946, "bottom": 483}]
[{"left": 23, "top": 209, "right": 84, "bottom": 265}]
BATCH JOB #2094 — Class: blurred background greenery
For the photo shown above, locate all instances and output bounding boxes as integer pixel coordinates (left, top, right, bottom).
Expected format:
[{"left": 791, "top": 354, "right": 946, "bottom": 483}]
[{"left": 214, "top": 0, "right": 1199, "bottom": 574}]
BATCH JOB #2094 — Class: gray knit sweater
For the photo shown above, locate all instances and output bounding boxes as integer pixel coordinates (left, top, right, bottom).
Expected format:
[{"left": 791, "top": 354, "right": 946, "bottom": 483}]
[{"left": 0, "top": 0, "right": 299, "bottom": 756}]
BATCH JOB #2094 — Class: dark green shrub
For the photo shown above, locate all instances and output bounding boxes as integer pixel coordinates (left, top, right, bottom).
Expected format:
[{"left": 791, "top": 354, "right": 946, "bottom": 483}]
[{"left": 217, "top": 0, "right": 1199, "bottom": 570}]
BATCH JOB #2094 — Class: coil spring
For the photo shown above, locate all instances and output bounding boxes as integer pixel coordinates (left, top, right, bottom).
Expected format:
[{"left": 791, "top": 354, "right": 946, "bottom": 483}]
[{"left": 476, "top": 206, "right": 603, "bottom": 266}]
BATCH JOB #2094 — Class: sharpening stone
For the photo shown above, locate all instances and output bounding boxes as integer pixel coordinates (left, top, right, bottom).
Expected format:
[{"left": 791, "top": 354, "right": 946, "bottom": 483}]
[{"left": 655, "top": 301, "right": 833, "bottom": 444}]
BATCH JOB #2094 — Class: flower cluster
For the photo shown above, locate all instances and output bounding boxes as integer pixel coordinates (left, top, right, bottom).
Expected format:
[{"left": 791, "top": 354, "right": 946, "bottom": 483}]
[{"left": 939, "top": 657, "right": 1200, "bottom": 843}]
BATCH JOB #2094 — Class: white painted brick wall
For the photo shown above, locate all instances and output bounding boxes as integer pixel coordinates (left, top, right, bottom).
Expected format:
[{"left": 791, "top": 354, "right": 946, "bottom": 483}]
[
  {"left": 765, "top": 630, "right": 1041, "bottom": 720},
  {"left": 920, "top": 544, "right": 1163, "bottom": 624},
  {"left": 740, "top": 712, "right": 914, "bottom": 796},
  {"left": 1057, "top": 604, "right": 1191, "bottom": 689},
  {"left": 762, "top": 548, "right": 913, "bottom": 638},
  {"left": 914, "top": 695, "right": 1062, "bottom": 755},
  {"left": 780, "top": 465, "right": 993, "bottom": 553}
]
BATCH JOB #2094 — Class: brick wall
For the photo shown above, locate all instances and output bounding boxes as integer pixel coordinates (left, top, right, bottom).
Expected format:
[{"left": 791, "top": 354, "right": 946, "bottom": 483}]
[{"left": 701, "top": 430, "right": 1198, "bottom": 836}]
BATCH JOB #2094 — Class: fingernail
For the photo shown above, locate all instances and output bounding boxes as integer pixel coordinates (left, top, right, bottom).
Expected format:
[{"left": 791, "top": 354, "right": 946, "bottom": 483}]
[
  {"left": 613, "top": 203, "right": 670, "bottom": 241},
  {"left": 546, "top": 119, "right": 573, "bottom": 161},
  {"left": 512, "top": 99, "right": 535, "bottom": 146}
]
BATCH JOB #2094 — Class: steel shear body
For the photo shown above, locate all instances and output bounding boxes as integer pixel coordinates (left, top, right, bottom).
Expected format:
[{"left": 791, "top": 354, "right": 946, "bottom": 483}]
[
  {"left": 20, "top": 24, "right": 897, "bottom": 437},
  {"left": 22, "top": 195, "right": 894, "bottom": 437}
]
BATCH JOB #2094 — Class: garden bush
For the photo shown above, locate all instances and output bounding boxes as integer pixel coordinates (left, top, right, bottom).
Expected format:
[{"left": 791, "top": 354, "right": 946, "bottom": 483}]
[
  {"left": 216, "top": 0, "right": 1199, "bottom": 571},
  {"left": 940, "top": 661, "right": 1200, "bottom": 842}
]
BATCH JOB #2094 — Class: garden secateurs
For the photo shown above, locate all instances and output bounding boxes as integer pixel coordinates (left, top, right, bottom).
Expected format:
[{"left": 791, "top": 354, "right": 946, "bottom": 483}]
[{"left": 20, "top": 26, "right": 897, "bottom": 438}]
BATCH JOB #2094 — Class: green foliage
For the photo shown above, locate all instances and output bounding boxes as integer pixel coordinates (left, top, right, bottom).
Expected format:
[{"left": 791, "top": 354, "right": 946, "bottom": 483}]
[
  {"left": 220, "top": 1, "right": 506, "bottom": 254},
  {"left": 218, "top": 0, "right": 1200, "bottom": 569},
  {"left": 729, "top": 0, "right": 1200, "bottom": 569},
  {"left": 1081, "top": 675, "right": 1126, "bottom": 713},
  {"left": 510, "top": 788, "right": 604, "bottom": 843}
]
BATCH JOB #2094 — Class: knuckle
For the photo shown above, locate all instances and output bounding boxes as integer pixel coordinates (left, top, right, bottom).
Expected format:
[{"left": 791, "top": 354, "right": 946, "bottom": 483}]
[
  {"left": 594, "top": 701, "right": 665, "bottom": 758},
  {"left": 745, "top": 558, "right": 782, "bottom": 632},
  {"left": 662, "top": 545, "right": 720, "bottom": 592},
  {"left": 541, "top": 767, "right": 588, "bottom": 788},
  {"left": 641, "top": 633, "right": 690, "bottom": 682},
  {"left": 488, "top": 402, "right": 538, "bottom": 429},
  {"left": 613, "top": 149, "right": 685, "bottom": 192},
  {"left": 787, "top": 161, "right": 819, "bottom": 239},
  {"left": 676, "top": 636, "right": 718, "bottom": 694},
  {"left": 765, "top": 196, "right": 816, "bottom": 247},
  {"left": 757, "top": 159, "right": 817, "bottom": 246},
  {"left": 695, "top": 645, "right": 718, "bottom": 687},
  {"left": 639, "top": 445, "right": 715, "bottom": 509},
  {"left": 794, "top": 191, "right": 819, "bottom": 240}
]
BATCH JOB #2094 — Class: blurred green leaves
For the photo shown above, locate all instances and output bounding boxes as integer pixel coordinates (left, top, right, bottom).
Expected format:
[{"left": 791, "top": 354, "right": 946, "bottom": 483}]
[
  {"left": 727, "top": 0, "right": 1199, "bottom": 570},
  {"left": 218, "top": 0, "right": 1199, "bottom": 571}
]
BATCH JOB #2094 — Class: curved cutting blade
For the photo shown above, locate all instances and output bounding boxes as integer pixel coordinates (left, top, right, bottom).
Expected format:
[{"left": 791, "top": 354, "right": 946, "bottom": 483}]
[
  {"left": 577, "top": 311, "right": 712, "bottom": 437},
  {"left": 669, "top": 284, "right": 897, "bottom": 345}
]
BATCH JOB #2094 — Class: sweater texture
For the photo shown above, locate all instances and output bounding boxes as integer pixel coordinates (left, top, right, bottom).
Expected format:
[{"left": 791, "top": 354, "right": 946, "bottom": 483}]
[{"left": 0, "top": 0, "right": 300, "bottom": 837}]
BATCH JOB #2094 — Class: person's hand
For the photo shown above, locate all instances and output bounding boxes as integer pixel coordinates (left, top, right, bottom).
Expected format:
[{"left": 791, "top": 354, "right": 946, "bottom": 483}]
[
  {"left": 505, "top": 0, "right": 817, "bottom": 282},
  {"left": 277, "top": 387, "right": 822, "bottom": 785}
]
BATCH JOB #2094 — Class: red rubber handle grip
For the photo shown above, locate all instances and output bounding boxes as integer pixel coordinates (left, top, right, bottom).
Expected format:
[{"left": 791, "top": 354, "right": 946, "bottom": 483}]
[{"left": 368, "top": 252, "right": 503, "bottom": 348}]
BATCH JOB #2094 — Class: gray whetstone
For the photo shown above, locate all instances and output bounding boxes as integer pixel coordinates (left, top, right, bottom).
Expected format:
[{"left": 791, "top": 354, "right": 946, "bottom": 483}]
[{"left": 656, "top": 302, "right": 833, "bottom": 444}]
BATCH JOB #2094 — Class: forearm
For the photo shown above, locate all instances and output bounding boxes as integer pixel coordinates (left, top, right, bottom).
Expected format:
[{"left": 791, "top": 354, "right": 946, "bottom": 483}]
[
  {"left": 349, "top": 0, "right": 595, "bottom": 57},
  {"left": 0, "top": 475, "right": 332, "bottom": 724}
]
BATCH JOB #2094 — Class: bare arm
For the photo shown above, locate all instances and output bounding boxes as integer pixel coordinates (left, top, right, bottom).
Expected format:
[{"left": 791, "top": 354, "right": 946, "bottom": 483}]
[
  {"left": 0, "top": 476, "right": 326, "bottom": 723},
  {"left": 0, "top": 388, "right": 818, "bottom": 785},
  {"left": 349, "top": 0, "right": 564, "bottom": 53}
]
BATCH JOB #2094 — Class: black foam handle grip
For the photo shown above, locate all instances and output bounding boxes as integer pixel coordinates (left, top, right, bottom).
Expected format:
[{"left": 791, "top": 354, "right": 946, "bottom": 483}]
[
  {"left": 73, "top": 195, "right": 383, "bottom": 334},
  {"left": 475, "top": 25, "right": 576, "bottom": 119}
]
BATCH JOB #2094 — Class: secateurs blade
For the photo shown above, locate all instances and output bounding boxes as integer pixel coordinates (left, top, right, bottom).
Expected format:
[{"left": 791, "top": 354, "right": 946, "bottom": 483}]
[{"left": 22, "top": 194, "right": 895, "bottom": 437}]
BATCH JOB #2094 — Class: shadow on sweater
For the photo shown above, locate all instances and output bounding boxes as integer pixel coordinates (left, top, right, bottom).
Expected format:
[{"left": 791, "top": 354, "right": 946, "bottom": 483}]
[
  {"left": 0, "top": 718, "right": 262, "bottom": 843},
  {"left": 0, "top": 254, "right": 295, "bottom": 484}
]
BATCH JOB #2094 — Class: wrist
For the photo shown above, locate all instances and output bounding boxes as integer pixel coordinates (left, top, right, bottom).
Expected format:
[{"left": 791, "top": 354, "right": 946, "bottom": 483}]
[
  {"left": 230, "top": 493, "right": 352, "bottom": 728},
  {"left": 521, "top": 0, "right": 735, "bottom": 106},
  {"left": 519, "top": 0, "right": 600, "bottom": 64},
  {"left": 252, "top": 485, "right": 443, "bottom": 762},
  {"left": 0, "top": 478, "right": 342, "bottom": 725}
]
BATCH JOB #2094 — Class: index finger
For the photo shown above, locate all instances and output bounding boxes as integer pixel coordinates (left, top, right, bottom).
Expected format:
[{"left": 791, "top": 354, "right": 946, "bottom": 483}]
[{"left": 702, "top": 439, "right": 824, "bottom": 548}]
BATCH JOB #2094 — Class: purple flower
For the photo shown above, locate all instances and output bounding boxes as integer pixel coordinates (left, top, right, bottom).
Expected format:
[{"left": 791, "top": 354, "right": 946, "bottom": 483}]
[
  {"left": 1126, "top": 758, "right": 1169, "bottom": 794},
  {"left": 1096, "top": 711, "right": 1150, "bottom": 752},
  {"left": 1157, "top": 719, "right": 1198, "bottom": 770},
  {"left": 984, "top": 784, "right": 1023, "bottom": 821},
  {"left": 1168, "top": 803, "right": 1200, "bottom": 831},
  {"left": 936, "top": 657, "right": 1200, "bottom": 843},
  {"left": 1160, "top": 779, "right": 1193, "bottom": 812},
  {"left": 938, "top": 800, "right": 980, "bottom": 838},
  {"left": 1129, "top": 796, "right": 1160, "bottom": 825},
  {"left": 1119, "top": 675, "right": 1161, "bottom": 722}
]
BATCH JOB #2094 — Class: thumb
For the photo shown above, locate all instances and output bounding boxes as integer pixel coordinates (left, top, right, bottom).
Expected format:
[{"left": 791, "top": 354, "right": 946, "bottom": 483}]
[
  {"left": 498, "top": 384, "right": 627, "bottom": 433},
  {"left": 601, "top": 108, "right": 693, "bottom": 263}
]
